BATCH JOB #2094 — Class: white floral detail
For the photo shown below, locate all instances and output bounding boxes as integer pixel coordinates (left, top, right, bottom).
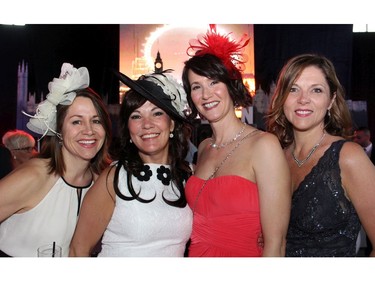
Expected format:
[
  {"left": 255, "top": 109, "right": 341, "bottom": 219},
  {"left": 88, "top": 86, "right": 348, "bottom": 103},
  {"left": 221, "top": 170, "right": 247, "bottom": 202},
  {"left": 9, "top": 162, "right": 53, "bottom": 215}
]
[
  {"left": 23, "top": 63, "right": 89, "bottom": 138},
  {"left": 144, "top": 73, "right": 188, "bottom": 118}
]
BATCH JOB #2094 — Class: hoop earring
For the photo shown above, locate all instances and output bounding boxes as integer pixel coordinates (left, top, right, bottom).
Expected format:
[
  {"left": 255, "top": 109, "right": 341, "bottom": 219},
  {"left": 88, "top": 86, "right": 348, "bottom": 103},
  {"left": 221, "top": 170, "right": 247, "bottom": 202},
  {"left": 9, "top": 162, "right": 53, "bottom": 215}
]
[{"left": 169, "top": 132, "right": 174, "bottom": 138}]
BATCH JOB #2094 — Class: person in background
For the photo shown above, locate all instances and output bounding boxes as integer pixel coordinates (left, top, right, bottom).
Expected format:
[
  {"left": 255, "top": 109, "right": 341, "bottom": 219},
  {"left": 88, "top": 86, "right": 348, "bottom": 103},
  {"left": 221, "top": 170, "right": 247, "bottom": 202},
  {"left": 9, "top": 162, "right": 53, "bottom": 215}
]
[
  {"left": 0, "top": 145, "right": 13, "bottom": 179},
  {"left": 267, "top": 53, "right": 375, "bottom": 257},
  {"left": 181, "top": 25, "right": 291, "bottom": 257},
  {"left": 0, "top": 63, "right": 112, "bottom": 257},
  {"left": 354, "top": 126, "right": 374, "bottom": 163},
  {"left": 185, "top": 126, "right": 198, "bottom": 165},
  {"left": 2, "top": 129, "right": 38, "bottom": 169},
  {"left": 69, "top": 71, "right": 193, "bottom": 257},
  {"left": 353, "top": 126, "right": 374, "bottom": 256}
]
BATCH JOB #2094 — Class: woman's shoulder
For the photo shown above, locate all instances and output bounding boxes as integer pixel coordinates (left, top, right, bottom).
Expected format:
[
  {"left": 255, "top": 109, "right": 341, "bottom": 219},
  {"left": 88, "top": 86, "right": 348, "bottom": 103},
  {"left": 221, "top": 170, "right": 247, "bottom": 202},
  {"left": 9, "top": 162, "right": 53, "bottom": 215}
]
[
  {"left": 339, "top": 139, "right": 368, "bottom": 161},
  {"left": 9, "top": 158, "right": 47, "bottom": 177},
  {"left": 319, "top": 137, "right": 368, "bottom": 170},
  {"left": 197, "top": 138, "right": 211, "bottom": 154},
  {"left": 242, "top": 128, "right": 282, "bottom": 149},
  {"left": 95, "top": 162, "right": 117, "bottom": 182},
  {"left": 323, "top": 137, "right": 360, "bottom": 154},
  {"left": 0, "top": 158, "right": 56, "bottom": 212}
]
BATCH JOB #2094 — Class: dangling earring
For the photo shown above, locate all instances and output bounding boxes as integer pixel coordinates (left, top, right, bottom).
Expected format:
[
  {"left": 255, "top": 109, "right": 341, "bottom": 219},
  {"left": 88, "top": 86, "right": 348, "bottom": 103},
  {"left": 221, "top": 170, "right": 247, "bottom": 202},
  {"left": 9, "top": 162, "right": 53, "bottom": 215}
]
[
  {"left": 130, "top": 139, "right": 133, "bottom": 143},
  {"left": 327, "top": 109, "right": 331, "bottom": 117},
  {"left": 169, "top": 132, "right": 174, "bottom": 138}
]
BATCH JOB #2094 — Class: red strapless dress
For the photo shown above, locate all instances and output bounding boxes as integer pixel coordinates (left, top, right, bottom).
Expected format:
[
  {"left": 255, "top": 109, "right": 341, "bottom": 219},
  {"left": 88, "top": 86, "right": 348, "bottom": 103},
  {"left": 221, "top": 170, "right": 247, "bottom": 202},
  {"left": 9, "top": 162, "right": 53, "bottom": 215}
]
[{"left": 185, "top": 175, "right": 263, "bottom": 257}]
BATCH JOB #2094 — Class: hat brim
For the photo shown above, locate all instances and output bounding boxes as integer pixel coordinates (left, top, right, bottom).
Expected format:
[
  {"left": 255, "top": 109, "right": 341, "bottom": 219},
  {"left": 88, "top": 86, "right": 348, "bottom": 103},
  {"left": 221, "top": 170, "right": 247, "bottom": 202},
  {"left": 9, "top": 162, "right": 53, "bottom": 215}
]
[{"left": 112, "top": 70, "right": 188, "bottom": 123}]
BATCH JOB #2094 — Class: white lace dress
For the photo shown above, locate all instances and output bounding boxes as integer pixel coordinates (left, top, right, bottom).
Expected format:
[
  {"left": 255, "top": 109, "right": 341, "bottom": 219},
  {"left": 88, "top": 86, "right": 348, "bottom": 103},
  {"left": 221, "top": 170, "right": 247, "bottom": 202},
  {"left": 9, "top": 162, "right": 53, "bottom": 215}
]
[{"left": 98, "top": 163, "right": 193, "bottom": 257}]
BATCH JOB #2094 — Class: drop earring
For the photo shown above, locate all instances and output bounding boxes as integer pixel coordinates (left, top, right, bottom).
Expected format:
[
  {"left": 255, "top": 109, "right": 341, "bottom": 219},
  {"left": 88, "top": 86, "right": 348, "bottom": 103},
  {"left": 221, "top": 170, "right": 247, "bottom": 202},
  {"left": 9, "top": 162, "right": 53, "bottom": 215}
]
[
  {"left": 130, "top": 139, "right": 133, "bottom": 143},
  {"left": 169, "top": 132, "right": 174, "bottom": 138}
]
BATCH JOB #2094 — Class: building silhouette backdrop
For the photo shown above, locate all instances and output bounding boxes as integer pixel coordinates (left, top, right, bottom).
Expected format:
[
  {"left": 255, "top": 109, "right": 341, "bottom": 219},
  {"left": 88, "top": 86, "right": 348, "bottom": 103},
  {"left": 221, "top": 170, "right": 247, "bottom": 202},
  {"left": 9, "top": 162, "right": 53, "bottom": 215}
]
[{"left": 0, "top": 24, "right": 374, "bottom": 138}]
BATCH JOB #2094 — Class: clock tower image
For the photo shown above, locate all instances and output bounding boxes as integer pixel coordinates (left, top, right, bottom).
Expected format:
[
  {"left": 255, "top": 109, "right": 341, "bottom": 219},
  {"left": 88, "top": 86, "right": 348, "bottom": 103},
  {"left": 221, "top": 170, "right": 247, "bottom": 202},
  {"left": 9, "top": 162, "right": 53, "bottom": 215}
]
[{"left": 154, "top": 51, "right": 163, "bottom": 73}]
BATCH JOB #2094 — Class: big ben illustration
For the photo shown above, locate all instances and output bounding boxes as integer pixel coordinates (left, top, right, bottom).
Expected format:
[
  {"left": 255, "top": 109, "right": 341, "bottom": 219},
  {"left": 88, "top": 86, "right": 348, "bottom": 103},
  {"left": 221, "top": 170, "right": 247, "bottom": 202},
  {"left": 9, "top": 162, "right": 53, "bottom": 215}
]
[{"left": 154, "top": 51, "right": 163, "bottom": 73}]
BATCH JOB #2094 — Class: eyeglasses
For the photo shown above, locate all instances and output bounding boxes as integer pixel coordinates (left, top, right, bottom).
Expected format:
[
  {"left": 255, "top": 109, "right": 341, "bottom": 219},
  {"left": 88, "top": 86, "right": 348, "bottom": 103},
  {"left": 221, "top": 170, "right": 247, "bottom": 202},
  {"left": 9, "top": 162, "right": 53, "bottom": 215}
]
[{"left": 11, "top": 147, "right": 35, "bottom": 153}]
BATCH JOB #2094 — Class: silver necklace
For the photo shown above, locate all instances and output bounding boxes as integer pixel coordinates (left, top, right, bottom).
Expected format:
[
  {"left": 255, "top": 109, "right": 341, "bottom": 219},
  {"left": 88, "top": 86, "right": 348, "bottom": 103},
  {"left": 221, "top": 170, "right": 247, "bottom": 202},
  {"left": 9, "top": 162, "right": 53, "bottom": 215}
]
[
  {"left": 210, "top": 123, "right": 246, "bottom": 149},
  {"left": 193, "top": 129, "right": 260, "bottom": 213},
  {"left": 292, "top": 133, "right": 326, "bottom": 167}
]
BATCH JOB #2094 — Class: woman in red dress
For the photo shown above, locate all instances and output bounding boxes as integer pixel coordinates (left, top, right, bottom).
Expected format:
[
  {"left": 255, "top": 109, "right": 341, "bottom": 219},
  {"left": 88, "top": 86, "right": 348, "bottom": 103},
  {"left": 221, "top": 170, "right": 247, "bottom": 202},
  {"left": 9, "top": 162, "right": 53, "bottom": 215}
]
[{"left": 181, "top": 25, "right": 291, "bottom": 257}]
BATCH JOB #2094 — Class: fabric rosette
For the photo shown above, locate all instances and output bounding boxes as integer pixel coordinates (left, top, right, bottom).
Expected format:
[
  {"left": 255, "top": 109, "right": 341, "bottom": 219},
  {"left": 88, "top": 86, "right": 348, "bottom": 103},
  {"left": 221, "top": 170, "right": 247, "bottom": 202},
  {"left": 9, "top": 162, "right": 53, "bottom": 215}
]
[
  {"left": 143, "top": 72, "right": 188, "bottom": 119},
  {"left": 24, "top": 63, "right": 89, "bottom": 138}
]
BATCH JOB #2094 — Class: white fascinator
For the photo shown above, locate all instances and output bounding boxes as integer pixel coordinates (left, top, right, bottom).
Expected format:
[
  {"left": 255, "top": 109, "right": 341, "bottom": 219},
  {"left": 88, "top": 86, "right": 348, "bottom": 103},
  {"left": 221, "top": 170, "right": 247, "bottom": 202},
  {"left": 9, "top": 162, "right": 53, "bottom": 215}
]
[{"left": 23, "top": 63, "right": 90, "bottom": 138}]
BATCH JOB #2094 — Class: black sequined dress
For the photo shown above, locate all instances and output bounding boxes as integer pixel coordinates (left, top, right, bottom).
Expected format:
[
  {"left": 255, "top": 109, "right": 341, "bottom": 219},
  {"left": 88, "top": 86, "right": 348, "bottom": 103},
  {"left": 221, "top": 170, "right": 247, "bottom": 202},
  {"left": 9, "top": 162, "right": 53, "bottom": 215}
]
[{"left": 286, "top": 140, "right": 361, "bottom": 257}]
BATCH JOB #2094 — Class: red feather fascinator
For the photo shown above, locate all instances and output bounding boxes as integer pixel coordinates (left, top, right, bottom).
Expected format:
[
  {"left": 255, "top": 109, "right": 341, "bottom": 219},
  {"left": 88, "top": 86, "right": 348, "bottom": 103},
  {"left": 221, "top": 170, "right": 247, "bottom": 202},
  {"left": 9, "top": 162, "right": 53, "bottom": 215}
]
[{"left": 187, "top": 24, "right": 250, "bottom": 79}]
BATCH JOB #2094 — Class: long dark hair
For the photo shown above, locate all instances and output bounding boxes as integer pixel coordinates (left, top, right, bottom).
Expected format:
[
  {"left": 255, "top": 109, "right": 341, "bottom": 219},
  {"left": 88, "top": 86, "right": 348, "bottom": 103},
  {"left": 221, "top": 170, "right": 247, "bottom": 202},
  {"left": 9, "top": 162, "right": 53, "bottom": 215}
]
[
  {"left": 182, "top": 53, "right": 252, "bottom": 120},
  {"left": 113, "top": 90, "right": 191, "bottom": 207},
  {"left": 38, "top": 88, "right": 112, "bottom": 176}
]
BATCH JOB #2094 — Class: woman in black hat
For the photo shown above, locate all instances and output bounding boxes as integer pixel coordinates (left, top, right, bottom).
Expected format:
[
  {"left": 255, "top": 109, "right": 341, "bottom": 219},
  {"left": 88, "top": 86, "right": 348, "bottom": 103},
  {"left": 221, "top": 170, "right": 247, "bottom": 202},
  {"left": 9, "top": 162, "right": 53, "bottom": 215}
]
[{"left": 70, "top": 71, "right": 193, "bottom": 257}]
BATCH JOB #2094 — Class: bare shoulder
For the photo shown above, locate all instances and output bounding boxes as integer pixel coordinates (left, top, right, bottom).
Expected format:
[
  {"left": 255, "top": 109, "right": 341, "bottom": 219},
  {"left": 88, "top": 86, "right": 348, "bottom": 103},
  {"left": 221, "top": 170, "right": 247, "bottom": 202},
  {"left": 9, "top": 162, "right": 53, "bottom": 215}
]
[
  {"left": 197, "top": 138, "right": 211, "bottom": 155},
  {"left": 19, "top": 158, "right": 50, "bottom": 181},
  {"left": 339, "top": 139, "right": 375, "bottom": 202},
  {"left": 89, "top": 164, "right": 117, "bottom": 203},
  {"left": 243, "top": 129, "right": 282, "bottom": 152},
  {"left": 0, "top": 158, "right": 54, "bottom": 215},
  {"left": 1, "top": 158, "right": 48, "bottom": 185},
  {"left": 341, "top": 139, "right": 364, "bottom": 152},
  {"left": 98, "top": 164, "right": 116, "bottom": 183},
  {"left": 339, "top": 140, "right": 369, "bottom": 166}
]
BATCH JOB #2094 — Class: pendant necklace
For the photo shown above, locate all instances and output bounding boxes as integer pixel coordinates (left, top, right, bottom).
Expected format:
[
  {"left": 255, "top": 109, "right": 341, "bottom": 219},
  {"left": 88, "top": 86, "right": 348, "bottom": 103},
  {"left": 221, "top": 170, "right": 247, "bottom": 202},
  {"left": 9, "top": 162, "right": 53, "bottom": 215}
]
[
  {"left": 210, "top": 123, "right": 246, "bottom": 149},
  {"left": 292, "top": 133, "right": 326, "bottom": 167}
]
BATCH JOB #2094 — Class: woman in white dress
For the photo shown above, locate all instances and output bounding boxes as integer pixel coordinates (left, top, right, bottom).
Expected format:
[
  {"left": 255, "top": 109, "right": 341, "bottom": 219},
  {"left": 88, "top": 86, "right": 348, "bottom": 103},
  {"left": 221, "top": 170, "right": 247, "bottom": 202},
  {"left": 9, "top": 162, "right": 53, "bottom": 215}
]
[
  {"left": 0, "top": 63, "right": 112, "bottom": 257},
  {"left": 70, "top": 70, "right": 193, "bottom": 257}
]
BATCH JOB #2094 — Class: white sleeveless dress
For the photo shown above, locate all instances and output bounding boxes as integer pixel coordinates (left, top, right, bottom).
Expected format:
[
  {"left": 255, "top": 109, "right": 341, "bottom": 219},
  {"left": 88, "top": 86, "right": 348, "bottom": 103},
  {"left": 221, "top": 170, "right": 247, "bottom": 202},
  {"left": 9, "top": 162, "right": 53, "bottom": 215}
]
[
  {"left": 98, "top": 163, "right": 193, "bottom": 257},
  {"left": 0, "top": 177, "right": 91, "bottom": 257}
]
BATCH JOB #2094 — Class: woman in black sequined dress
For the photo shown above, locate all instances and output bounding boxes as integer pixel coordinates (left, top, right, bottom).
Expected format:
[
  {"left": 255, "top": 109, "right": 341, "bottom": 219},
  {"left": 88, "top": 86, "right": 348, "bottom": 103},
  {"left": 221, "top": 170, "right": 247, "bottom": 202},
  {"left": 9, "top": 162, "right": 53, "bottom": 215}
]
[{"left": 267, "top": 54, "right": 375, "bottom": 257}]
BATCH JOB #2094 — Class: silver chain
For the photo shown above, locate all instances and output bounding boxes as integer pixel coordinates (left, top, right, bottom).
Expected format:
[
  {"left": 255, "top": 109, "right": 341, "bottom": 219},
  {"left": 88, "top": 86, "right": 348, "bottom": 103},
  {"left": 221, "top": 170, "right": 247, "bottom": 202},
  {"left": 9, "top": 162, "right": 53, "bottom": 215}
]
[
  {"left": 292, "top": 133, "right": 326, "bottom": 167},
  {"left": 193, "top": 129, "right": 259, "bottom": 213},
  {"left": 209, "top": 123, "right": 246, "bottom": 149}
]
